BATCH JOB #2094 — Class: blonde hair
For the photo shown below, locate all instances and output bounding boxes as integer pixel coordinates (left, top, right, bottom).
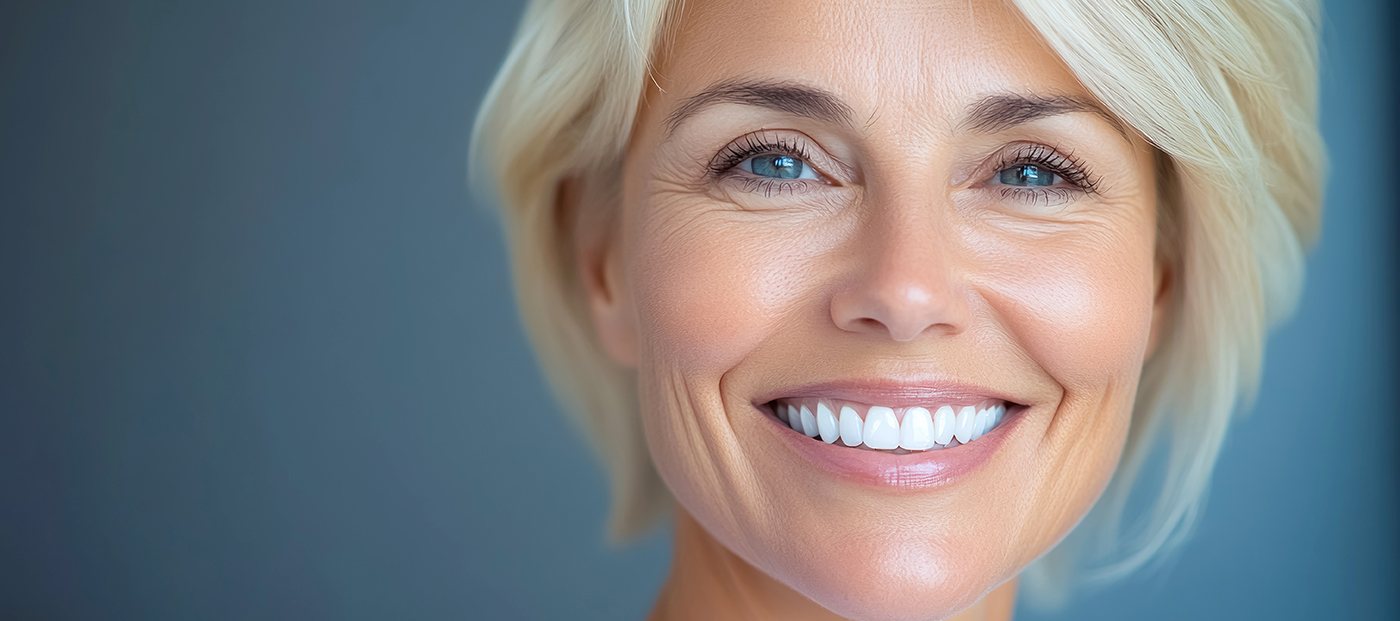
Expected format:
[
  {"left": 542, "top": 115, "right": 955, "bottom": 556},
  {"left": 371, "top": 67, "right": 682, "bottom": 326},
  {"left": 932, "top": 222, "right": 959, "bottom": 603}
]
[{"left": 469, "top": 0, "right": 1324, "bottom": 606}]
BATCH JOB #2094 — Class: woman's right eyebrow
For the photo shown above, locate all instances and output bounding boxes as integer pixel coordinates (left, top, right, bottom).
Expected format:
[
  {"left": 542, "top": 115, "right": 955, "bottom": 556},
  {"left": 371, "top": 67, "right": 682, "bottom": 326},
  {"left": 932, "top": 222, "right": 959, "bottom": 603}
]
[{"left": 662, "top": 78, "right": 856, "bottom": 138}]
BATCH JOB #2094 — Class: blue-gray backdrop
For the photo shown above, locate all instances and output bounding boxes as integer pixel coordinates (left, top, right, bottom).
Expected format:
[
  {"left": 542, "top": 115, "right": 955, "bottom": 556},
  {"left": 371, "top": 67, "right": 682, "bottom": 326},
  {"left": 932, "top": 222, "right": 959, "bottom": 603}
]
[{"left": 2, "top": 1, "right": 1395, "bottom": 619}]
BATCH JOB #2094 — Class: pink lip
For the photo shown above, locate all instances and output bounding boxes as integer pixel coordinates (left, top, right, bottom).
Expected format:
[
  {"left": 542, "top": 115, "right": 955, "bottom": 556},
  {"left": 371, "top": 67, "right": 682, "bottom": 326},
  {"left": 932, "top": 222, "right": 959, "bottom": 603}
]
[{"left": 753, "top": 380, "right": 1030, "bottom": 490}]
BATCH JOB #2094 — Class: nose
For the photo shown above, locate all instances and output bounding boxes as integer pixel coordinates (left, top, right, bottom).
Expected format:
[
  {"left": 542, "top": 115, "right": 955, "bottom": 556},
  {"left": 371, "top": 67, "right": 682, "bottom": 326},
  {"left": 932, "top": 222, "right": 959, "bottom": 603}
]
[{"left": 829, "top": 210, "right": 971, "bottom": 342}]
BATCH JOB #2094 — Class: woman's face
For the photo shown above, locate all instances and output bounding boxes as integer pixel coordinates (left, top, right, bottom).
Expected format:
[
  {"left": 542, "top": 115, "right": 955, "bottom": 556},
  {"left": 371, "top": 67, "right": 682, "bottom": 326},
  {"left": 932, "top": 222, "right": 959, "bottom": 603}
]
[{"left": 582, "top": 0, "right": 1165, "bottom": 617}]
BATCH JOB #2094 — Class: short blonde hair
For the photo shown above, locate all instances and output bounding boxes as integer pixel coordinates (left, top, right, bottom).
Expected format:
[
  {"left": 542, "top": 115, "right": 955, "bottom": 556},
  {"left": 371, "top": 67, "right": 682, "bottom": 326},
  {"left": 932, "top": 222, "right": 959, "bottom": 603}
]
[{"left": 469, "top": 0, "right": 1324, "bottom": 605}]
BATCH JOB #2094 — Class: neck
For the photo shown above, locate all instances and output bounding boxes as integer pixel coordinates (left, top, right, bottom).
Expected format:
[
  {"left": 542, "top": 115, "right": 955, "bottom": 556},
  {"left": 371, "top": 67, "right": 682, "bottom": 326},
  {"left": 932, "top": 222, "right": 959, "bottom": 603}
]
[{"left": 647, "top": 510, "right": 1019, "bottom": 621}]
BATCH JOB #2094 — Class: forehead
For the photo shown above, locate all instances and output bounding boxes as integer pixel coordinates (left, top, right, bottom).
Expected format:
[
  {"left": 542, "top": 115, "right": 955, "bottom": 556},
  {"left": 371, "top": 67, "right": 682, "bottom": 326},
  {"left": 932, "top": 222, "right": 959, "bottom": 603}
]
[{"left": 649, "top": 0, "right": 1089, "bottom": 131}]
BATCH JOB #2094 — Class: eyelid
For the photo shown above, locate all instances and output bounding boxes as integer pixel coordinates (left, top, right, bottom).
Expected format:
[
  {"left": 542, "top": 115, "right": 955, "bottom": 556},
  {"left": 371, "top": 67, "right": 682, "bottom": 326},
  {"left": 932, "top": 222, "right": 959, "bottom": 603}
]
[
  {"left": 977, "top": 142, "right": 1102, "bottom": 194},
  {"left": 707, "top": 129, "right": 852, "bottom": 185}
]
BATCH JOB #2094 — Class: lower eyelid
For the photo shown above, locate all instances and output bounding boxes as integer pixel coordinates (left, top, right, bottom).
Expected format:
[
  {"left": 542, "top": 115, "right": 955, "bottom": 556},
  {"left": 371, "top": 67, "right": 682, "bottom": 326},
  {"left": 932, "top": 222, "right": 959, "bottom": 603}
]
[
  {"left": 997, "top": 186, "right": 1079, "bottom": 207},
  {"left": 731, "top": 176, "right": 817, "bottom": 197}
]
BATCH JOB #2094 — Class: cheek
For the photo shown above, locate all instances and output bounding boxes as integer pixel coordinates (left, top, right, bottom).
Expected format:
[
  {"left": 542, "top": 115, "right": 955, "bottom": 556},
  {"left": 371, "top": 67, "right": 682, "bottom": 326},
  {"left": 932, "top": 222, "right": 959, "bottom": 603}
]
[
  {"left": 622, "top": 202, "right": 835, "bottom": 559},
  {"left": 628, "top": 204, "right": 838, "bottom": 372},
  {"left": 978, "top": 229, "right": 1158, "bottom": 391},
  {"left": 971, "top": 220, "right": 1158, "bottom": 545},
  {"left": 632, "top": 229, "right": 762, "bottom": 370}
]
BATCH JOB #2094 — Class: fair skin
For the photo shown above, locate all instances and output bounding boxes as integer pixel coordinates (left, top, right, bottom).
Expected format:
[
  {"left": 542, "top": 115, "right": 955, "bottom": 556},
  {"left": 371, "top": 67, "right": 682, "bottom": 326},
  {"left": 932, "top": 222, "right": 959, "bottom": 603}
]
[{"left": 571, "top": 0, "right": 1169, "bottom": 619}]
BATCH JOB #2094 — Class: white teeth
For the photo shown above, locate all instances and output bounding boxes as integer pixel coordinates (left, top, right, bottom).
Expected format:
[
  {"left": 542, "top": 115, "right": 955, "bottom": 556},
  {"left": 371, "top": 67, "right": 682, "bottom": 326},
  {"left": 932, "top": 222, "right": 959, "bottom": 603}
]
[
  {"left": 972, "top": 407, "right": 992, "bottom": 441},
  {"left": 799, "top": 405, "right": 818, "bottom": 438},
  {"left": 839, "top": 405, "right": 863, "bottom": 447},
  {"left": 899, "top": 407, "right": 934, "bottom": 450},
  {"left": 862, "top": 406, "right": 900, "bottom": 449},
  {"left": 816, "top": 402, "right": 839, "bottom": 444},
  {"left": 776, "top": 400, "right": 1013, "bottom": 451},
  {"left": 933, "top": 405, "right": 955, "bottom": 446},
  {"left": 954, "top": 406, "right": 977, "bottom": 444}
]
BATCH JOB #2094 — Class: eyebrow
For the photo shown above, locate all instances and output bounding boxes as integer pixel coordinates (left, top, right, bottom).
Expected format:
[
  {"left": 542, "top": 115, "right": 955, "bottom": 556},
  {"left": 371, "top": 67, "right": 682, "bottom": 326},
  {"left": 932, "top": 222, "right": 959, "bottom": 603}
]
[
  {"left": 663, "top": 78, "right": 1126, "bottom": 138},
  {"left": 960, "top": 92, "right": 1127, "bottom": 137},
  {"left": 663, "top": 79, "right": 856, "bottom": 137}
]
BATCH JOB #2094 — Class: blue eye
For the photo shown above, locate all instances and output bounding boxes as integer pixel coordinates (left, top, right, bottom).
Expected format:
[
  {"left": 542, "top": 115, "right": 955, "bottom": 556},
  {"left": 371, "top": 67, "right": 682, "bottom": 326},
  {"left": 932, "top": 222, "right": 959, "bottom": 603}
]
[
  {"left": 744, "top": 154, "right": 818, "bottom": 180},
  {"left": 998, "top": 164, "right": 1059, "bottom": 187}
]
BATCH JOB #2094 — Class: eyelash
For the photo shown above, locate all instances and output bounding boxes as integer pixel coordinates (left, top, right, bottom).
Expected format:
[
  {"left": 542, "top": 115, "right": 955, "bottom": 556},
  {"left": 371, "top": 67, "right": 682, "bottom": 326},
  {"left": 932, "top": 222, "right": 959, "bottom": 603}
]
[
  {"left": 708, "top": 136, "right": 1103, "bottom": 204},
  {"left": 988, "top": 143, "right": 1102, "bottom": 205},
  {"left": 706, "top": 132, "right": 824, "bottom": 197}
]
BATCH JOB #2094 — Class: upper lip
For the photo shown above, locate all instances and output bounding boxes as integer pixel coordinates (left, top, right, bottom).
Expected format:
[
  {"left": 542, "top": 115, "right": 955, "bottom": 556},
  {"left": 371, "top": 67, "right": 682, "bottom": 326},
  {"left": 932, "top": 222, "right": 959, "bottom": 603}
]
[{"left": 754, "top": 378, "right": 1027, "bottom": 409}]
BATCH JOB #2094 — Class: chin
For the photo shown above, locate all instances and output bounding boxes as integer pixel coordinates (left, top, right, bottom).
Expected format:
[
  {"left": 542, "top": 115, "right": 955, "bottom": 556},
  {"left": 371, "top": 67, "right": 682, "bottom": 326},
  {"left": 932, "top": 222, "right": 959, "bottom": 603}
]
[{"left": 768, "top": 536, "right": 1005, "bottom": 621}]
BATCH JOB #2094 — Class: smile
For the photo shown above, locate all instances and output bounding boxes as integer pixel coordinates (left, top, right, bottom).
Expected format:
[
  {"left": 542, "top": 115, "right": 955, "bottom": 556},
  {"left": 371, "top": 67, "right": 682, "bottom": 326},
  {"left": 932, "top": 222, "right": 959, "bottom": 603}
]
[
  {"left": 752, "top": 380, "right": 1033, "bottom": 489},
  {"left": 768, "top": 398, "right": 1008, "bottom": 453}
]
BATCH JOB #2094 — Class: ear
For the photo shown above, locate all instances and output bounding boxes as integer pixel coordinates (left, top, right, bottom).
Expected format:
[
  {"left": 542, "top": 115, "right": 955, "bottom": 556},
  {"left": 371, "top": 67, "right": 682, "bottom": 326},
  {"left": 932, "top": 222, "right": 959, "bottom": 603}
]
[
  {"left": 562, "top": 175, "right": 639, "bottom": 368},
  {"left": 1145, "top": 257, "right": 1173, "bottom": 359}
]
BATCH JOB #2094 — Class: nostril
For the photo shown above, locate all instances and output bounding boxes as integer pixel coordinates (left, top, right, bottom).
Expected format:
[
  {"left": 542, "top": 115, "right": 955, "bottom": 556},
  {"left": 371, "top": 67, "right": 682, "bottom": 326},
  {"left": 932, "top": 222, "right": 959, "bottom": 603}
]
[
  {"left": 846, "top": 315, "right": 934, "bottom": 342},
  {"left": 829, "top": 280, "right": 968, "bottom": 341},
  {"left": 853, "top": 317, "right": 885, "bottom": 332}
]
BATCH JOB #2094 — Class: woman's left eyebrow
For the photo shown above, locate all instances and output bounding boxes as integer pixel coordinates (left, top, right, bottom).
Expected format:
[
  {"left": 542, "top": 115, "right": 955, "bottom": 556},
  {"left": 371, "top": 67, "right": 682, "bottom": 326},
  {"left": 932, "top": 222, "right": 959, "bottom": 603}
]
[
  {"left": 960, "top": 92, "right": 1129, "bottom": 138},
  {"left": 663, "top": 78, "right": 855, "bottom": 138}
]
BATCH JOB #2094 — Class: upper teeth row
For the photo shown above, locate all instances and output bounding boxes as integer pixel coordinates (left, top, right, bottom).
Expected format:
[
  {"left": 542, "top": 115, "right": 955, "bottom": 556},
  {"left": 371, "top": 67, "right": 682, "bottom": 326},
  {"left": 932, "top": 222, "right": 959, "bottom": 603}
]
[{"left": 774, "top": 400, "right": 1007, "bottom": 451}]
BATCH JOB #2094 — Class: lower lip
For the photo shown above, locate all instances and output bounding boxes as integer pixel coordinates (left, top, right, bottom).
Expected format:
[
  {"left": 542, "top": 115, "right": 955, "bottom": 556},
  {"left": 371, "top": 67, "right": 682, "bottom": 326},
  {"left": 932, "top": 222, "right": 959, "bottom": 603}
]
[{"left": 757, "top": 403, "right": 1028, "bottom": 490}]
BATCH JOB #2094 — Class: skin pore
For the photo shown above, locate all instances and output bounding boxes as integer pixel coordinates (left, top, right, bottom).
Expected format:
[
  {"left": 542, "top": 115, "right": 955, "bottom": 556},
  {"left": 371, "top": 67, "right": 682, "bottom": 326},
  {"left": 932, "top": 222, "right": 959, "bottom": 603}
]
[{"left": 571, "top": 0, "right": 1168, "bottom": 619}]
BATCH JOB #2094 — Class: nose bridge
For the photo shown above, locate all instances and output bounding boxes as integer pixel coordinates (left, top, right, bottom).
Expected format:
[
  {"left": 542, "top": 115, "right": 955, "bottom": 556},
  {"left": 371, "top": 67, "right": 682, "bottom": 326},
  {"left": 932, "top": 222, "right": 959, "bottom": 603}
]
[
  {"left": 829, "top": 192, "right": 971, "bottom": 341},
  {"left": 876, "top": 194, "right": 954, "bottom": 275}
]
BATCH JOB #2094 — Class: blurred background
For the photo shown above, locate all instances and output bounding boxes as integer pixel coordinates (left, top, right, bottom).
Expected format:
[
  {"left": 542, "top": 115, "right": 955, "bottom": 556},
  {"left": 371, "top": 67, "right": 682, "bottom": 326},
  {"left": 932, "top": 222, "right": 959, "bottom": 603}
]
[{"left": 1, "top": 1, "right": 1395, "bottom": 619}]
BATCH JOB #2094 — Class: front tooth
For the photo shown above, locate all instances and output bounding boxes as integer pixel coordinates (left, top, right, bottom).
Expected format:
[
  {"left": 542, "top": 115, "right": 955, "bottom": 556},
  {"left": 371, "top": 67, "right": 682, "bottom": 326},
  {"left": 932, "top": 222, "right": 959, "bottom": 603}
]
[
  {"left": 816, "top": 402, "right": 839, "bottom": 444},
  {"left": 862, "top": 406, "right": 899, "bottom": 449},
  {"left": 933, "top": 406, "right": 955, "bottom": 446},
  {"left": 971, "top": 407, "right": 992, "bottom": 441},
  {"left": 839, "top": 405, "right": 863, "bottom": 446},
  {"left": 899, "top": 407, "right": 934, "bottom": 450},
  {"left": 954, "top": 406, "right": 977, "bottom": 444},
  {"left": 799, "top": 405, "right": 818, "bottom": 437}
]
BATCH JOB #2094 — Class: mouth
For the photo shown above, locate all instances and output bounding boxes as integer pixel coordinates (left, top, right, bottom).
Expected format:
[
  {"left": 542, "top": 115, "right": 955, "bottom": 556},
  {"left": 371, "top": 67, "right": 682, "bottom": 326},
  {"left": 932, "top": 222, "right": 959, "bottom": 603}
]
[
  {"left": 761, "top": 397, "right": 1014, "bottom": 454},
  {"left": 752, "top": 381, "right": 1032, "bottom": 489}
]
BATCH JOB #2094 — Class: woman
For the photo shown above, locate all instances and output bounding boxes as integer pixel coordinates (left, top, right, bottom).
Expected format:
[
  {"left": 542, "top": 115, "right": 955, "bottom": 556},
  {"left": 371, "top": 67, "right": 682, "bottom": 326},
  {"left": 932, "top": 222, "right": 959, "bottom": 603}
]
[{"left": 470, "top": 0, "right": 1323, "bottom": 619}]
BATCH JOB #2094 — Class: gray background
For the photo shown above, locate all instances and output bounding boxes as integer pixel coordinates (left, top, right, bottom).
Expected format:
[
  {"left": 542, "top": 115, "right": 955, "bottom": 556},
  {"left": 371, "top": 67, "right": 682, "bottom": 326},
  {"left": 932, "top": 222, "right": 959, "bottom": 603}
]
[{"left": 1, "top": 1, "right": 1394, "bottom": 619}]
